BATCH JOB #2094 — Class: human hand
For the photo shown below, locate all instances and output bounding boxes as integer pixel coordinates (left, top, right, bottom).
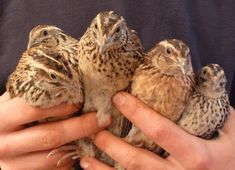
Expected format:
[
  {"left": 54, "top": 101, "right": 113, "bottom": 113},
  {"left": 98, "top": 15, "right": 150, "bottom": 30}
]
[
  {"left": 0, "top": 92, "right": 109, "bottom": 170},
  {"left": 80, "top": 92, "right": 235, "bottom": 170}
]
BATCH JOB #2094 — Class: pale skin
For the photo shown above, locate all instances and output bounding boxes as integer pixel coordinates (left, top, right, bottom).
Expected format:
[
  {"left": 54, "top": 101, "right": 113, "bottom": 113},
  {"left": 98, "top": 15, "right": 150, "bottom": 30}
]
[
  {"left": 0, "top": 92, "right": 235, "bottom": 170},
  {"left": 0, "top": 92, "right": 110, "bottom": 170},
  {"left": 80, "top": 92, "right": 235, "bottom": 170}
]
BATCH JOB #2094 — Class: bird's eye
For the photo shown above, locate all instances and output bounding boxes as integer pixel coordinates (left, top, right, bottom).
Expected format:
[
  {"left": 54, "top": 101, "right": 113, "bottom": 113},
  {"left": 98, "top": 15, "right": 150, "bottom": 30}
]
[
  {"left": 116, "top": 27, "right": 120, "bottom": 33},
  {"left": 203, "top": 70, "right": 207, "bottom": 75},
  {"left": 166, "top": 48, "right": 172, "bottom": 54},
  {"left": 220, "top": 82, "right": 225, "bottom": 87},
  {"left": 94, "top": 24, "right": 98, "bottom": 29},
  {"left": 50, "top": 73, "right": 57, "bottom": 79},
  {"left": 43, "top": 30, "right": 48, "bottom": 36}
]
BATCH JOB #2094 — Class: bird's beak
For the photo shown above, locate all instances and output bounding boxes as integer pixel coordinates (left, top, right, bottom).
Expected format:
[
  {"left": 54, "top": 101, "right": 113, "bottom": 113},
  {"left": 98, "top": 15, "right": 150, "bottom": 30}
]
[
  {"left": 27, "top": 41, "right": 39, "bottom": 49},
  {"left": 98, "top": 35, "right": 108, "bottom": 55},
  {"left": 27, "top": 42, "right": 33, "bottom": 49},
  {"left": 99, "top": 44, "right": 106, "bottom": 55},
  {"left": 178, "top": 59, "right": 187, "bottom": 75}
]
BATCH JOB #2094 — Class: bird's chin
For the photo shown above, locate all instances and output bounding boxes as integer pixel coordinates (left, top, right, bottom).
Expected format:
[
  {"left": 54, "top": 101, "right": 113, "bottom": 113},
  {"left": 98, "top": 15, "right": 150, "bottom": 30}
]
[
  {"left": 98, "top": 44, "right": 113, "bottom": 55},
  {"left": 198, "top": 76, "right": 207, "bottom": 83},
  {"left": 164, "top": 66, "right": 183, "bottom": 75},
  {"left": 99, "top": 47, "right": 106, "bottom": 55}
]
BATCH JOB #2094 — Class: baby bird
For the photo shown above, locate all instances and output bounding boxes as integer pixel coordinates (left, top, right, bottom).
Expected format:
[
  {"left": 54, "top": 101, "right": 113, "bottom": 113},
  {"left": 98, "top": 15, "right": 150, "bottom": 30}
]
[
  {"left": 78, "top": 11, "right": 144, "bottom": 126},
  {"left": 124, "top": 39, "right": 194, "bottom": 156},
  {"left": 49, "top": 11, "right": 144, "bottom": 166},
  {"left": 178, "top": 64, "right": 230, "bottom": 139},
  {"left": 6, "top": 25, "right": 83, "bottom": 117}
]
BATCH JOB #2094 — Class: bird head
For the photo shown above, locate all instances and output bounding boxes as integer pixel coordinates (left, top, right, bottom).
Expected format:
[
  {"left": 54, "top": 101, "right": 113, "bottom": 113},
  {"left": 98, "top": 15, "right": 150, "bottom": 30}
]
[
  {"left": 149, "top": 39, "right": 193, "bottom": 76},
  {"left": 27, "top": 25, "right": 67, "bottom": 49},
  {"left": 24, "top": 48, "right": 83, "bottom": 103},
  {"left": 196, "top": 64, "right": 227, "bottom": 96},
  {"left": 89, "top": 11, "right": 128, "bottom": 55}
]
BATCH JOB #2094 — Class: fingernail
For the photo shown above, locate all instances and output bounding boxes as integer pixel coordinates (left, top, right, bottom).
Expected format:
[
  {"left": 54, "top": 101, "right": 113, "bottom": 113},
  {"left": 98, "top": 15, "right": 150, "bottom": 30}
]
[
  {"left": 80, "top": 158, "right": 89, "bottom": 169},
  {"left": 113, "top": 93, "right": 126, "bottom": 106}
]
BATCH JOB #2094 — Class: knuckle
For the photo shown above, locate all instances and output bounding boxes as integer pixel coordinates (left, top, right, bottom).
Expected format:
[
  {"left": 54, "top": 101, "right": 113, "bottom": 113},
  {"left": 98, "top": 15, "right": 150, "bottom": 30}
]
[
  {"left": 57, "top": 167, "right": 73, "bottom": 170},
  {"left": 125, "top": 153, "right": 142, "bottom": 170},
  {"left": 39, "top": 130, "right": 61, "bottom": 148},
  {"left": 25, "top": 106, "right": 43, "bottom": 120},
  {"left": 189, "top": 150, "right": 210, "bottom": 170},
  {"left": 93, "top": 131, "right": 109, "bottom": 151},
  {"left": 56, "top": 165, "right": 73, "bottom": 170},
  {"left": 94, "top": 131, "right": 108, "bottom": 143},
  {"left": 194, "top": 155, "right": 209, "bottom": 169},
  {"left": 0, "top": 145, "right": 6, "bottom": 159},
  {"left": 149, "top": 122, "right": 171, "bottom": 143},
  {"left": 79, "top": 122, "right": 91, "bottom": 137},
  {"left": 0, "top": 138, "right": 8, "bottom": 158}
]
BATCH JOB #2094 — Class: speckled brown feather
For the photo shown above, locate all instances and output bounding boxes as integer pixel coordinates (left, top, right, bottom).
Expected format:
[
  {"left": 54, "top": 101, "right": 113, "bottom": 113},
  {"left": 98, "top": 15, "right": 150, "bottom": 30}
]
[
  {"left": 132, "top": 67, "right": 193, "bottom": 121},
  {"left": 79, "top": 11, "right": 144, "bottom": 165},
  {"left": 6, "top": 45, "right": 83, "bottom": 108},
  {"left": 6, "top": 25, "right": 83, "bottom": 123},
  {"left": 50, "top": 11, "right": 144, "bottom": 167},
  {"left": 178, "top": 64, "right": 230, "bottom": 139},
  {"left": 78, "top": 11, "right": 144, "bottom": 134},
  {"left": 121, "top": 39, "right": 194, "bottom": 163}
]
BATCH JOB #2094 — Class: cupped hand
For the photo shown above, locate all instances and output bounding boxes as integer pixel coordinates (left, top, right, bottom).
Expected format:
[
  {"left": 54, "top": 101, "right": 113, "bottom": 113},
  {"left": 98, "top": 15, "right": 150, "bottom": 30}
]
[
  {"left": 0, "top": 92, "right": 109, "bottom": 170},
  {"left": 80, "top": 92, "right": 235, "bottom": 170}
]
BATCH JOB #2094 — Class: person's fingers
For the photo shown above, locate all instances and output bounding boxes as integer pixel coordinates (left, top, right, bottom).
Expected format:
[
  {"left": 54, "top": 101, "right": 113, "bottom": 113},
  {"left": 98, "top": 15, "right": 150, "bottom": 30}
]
[
  {"left": 112, "top": 92, "right": 205, "bottom": 161},
  {"left": 0, "top": 98, "right": 79, "bottom": 131},
  {"left": 0, "top": 92, "right": 10, "bottom": 103},
  {"left": 93, "top": 131, "right": 170, "bottom": 170},
  {"left": 0, "top": 150, "right": 74, "bottom": 170},
  {"left": 0, "top": 112, "right": 110, "bottom": 157},
  {"left": 80, "top": 156, "right": 114, "bottom": 170},
  {"left": 221, "top": 106, "right": 235, "bottom": 135},
  {"left": 203, "top": 107, "right": 235, "bottom": 170}
]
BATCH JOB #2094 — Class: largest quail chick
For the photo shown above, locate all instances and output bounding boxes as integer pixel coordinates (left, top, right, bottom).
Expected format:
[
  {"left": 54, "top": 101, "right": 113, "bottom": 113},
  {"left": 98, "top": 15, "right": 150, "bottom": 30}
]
[
  {"left": 124, "top": 39, "right": 194, "bottom": 156},
  {"left": 77, "top": 11, "right": 143, "bottom": 164},
  {"left": 49, "top": 11, "right": 144, "bottom": 166},
  {"left": 6, "top": 25, "right": 83, "bottom": 117},
  {"left": 178, "top": 64, "right": 230, "bottom": 139},
  {"left": 78, "top": 11, "right": 144, "bottom": 127}
]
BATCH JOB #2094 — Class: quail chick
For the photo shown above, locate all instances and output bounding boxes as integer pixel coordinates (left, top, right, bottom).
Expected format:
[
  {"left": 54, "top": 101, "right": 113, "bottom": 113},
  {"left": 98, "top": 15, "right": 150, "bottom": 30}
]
[
  {"left": 178, "top": 64, "right": 230, "bottom": 139},
  {"left": 78, "top": 11, "right": 144, "bottom": 126},
  {"left": 49, "top": 11, "right": 144, "bottom": 166},
  {"left": 6, "top": 25, "right": 83, "bottom": 121},
  {"left": 124, "top": 39, "right": 194, "bottom": 157}
]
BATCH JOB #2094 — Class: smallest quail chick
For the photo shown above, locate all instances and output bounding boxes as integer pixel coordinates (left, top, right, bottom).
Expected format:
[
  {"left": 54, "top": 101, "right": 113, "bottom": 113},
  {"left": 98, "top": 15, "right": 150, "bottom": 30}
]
[{"left": 178, "top": 64, "right": 230, "bottom": 139}]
